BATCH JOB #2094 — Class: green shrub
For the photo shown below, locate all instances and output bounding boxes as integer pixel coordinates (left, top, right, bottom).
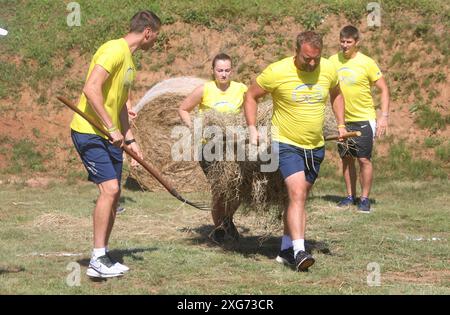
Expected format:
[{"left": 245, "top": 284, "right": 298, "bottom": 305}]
[
  {"left": 424, "top": 137, "right": 442, "bottom": 148},
  {"left": 9, "top": 140, "right": 45, "bottom": 173},
  {"left": 413, "top": 104, "right": 447, "bottom": 132},
  {"left": 414, "top": 23, "right": 430, "bottom": 37},
  {"left": 380, "top": 141, "right": 447, "bottom": 179},
  {"left": 296, "top": 12, "right": 324, "bottom": 30},
  {"left": 435, "top": 142, "right": 450, "bottom": 162}
]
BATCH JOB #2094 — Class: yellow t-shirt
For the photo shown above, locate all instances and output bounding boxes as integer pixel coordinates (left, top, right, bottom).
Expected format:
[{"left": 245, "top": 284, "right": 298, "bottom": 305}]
[
  {"left": 329, "top": 52, "right": 382, "bottom": 122},
  {"left": 256, "top": 56, "right": 338, "bottom": 149},
  {"left": 70, "top": 38, "right": 136, "bottom": 137},
  {"left": 199, "top": 81, "right": 248, "bottom": 114}
]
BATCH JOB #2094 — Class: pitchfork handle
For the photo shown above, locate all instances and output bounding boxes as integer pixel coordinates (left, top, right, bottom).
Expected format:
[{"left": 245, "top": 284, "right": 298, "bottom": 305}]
[{"left": 325, "top": 131, "right": 361, "bottom": 141}]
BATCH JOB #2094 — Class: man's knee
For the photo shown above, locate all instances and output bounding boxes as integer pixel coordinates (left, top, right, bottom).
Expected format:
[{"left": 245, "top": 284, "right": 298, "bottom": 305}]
[
  {"left": 288, "top": 186, "right": 308, "bottom": 203},
  {"left": 358, "top": 157, "right": 372, "bottom": 166},
  {"left": 99, "top": 180, "right": 121, "bottom": 198}
]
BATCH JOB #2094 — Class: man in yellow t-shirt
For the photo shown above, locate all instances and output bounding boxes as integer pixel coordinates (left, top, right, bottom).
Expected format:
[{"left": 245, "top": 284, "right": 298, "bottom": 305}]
[
  {"left": 179, "top": 53, "right": 247, "bottom": 245},
  {"left": 70, "top": 11, "right": 160, "bottom": 278},
  {"left": 244, "top": 31, "right": 346, "bottom": 271},
  {"left": 329, "top": 25, "right": 390, "bottom": 213}
]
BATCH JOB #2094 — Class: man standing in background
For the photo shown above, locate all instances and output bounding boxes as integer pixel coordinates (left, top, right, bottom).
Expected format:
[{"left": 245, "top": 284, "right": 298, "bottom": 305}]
[{"left": 329, "top": 25, "right": 390, "bottom": 213}]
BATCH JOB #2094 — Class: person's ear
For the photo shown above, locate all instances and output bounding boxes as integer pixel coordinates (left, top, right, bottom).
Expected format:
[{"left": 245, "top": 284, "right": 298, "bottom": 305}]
[{"left": 144, "top": 27, "right": 151, "bottom": 40}]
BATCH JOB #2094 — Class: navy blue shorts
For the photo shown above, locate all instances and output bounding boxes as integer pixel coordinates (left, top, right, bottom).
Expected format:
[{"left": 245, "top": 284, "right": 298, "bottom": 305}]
[
  {"left": 274, "top": 141, "right": 325, "bottom": 184},
  {"left": 71, "top": 130, "right": 123, "bottom": 184}
]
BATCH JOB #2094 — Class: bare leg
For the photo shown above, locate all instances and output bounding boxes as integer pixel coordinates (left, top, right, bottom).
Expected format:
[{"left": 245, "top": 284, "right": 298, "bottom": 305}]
[
  {"left": 342, "top": 155, "right": 357, "bottom": 197},
  {"left": 211, "top": 195, "right": 226, "bottom": 227},
  {"left": 284, "top": 172, "right": 313, "bottom": 240},
  {"left": 94, "top": 179, "right": 120, "bottom": 248},
  {"left": 358, "top": 158, "right": 373, "bottom": 199}
]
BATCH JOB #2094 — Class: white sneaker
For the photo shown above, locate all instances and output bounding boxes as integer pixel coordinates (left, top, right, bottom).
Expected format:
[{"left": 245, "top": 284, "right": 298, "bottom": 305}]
[
  {"left": 86, "top": 267, "right": 123, "bottom": 278},
  {"left": 105, "top": 252, "right": 130, "bottom": 272},
  {"left": 113, "top": 262, "right": 130, "bottom": 273},
  {"left": 88, "top": 255, "right": 124, "bottom": 278}
]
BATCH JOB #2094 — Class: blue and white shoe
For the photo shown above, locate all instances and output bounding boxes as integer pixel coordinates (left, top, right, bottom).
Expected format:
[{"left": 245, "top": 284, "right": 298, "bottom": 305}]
[
  {"left": 358, "top": 198, "right": 371, "bottom": 213},
  {"left": 337, "top": 195, "right": 355, "bottom": 208}
]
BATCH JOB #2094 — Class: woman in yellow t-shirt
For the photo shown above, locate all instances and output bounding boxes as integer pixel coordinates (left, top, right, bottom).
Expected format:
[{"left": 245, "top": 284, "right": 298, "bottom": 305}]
[{"left": 178, "top": 53, "right": 247, "bottom": 245}]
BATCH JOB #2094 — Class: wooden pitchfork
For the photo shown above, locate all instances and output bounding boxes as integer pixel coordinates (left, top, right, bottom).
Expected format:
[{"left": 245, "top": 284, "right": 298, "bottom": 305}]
[{"left": 57, "top": 96, "right": 211, "bottom": 212}]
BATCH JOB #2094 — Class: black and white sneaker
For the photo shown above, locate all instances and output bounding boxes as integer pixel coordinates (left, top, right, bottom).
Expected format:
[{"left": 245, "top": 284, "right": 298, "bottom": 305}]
[
  {"left": 87, "top": 255, "right": 124, "bottom": 278},
  {"left": 295, "top": 250, "right": 315, "bottom": 272},
  {"left": 275, "top": 247, "right": 295, "bottom": 266},
  {"left": 106, "top": 253, "right": 129, "bottom": 273}
]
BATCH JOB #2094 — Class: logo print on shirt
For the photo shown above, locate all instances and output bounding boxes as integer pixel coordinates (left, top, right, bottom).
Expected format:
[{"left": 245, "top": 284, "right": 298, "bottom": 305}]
[
  {"left": 338, "top": 67, "right": 357, "bottom": 85},
  {"left": 212, "top": 100, "right": 239, "bottom": 112},
  {"left": 124, "top": 67, "right": 135, "bottom": 88},
  {"left": 292, "top": 84, "right": 326, "bottom": 104}
]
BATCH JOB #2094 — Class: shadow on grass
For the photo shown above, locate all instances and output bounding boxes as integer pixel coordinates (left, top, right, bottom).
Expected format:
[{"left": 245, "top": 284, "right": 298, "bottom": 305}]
[
  {"left": 0, "top": 266, "right": 25, "bottom": 275},
  {"left": 76, "top": 247, "right": 158, "bottom": 267},
  {"left": 185, "top": 224, "right": 332, "bottom": 259},
  {"left": 123, "top": 176, "right": 147, "bottom": 192},
  {"left": 311, "top": 195, "right": 377, "bottom": 205}
]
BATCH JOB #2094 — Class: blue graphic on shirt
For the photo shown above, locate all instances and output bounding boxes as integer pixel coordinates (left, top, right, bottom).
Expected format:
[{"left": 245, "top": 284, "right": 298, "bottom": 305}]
[
  {"left": 337, "top": 67, "right": 357, "bottom": 85},
  {"left": 292, "top": 84, "right": 326, "bottom": 104}
]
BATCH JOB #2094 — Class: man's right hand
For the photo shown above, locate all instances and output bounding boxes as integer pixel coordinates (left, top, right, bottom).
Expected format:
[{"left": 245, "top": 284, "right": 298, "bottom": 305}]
[{"left": 110, "top": 130, "right": 124, "bottom": 147}]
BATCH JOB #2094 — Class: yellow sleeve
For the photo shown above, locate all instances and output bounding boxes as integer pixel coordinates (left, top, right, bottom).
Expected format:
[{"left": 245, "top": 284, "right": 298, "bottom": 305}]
[
  {"left": 330, "top": 62, "right": 339, "bottom": 88},
  {"left": 95, "top": 46, "right": 123, "bottom": 74},
  {"left": 367, "top": 58, "right": 382, "bottom": 83},
  {"left": 256, "top": 65, "right": 276, "bottom": 92}
]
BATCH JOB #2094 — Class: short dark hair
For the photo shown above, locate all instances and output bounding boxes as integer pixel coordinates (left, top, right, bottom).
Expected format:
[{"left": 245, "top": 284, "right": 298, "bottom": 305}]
[
  {"left": 130, "top": 10, "right": 161, "bottom": 33},
  {"left": 340, "top": 25, "right": 360, "bottom": 41},
  {"left": 212, "top": 53, "right": 232, "bottom": 69},
  {"left": 296, "top": 31, "right": 323, "bottom": 51}
]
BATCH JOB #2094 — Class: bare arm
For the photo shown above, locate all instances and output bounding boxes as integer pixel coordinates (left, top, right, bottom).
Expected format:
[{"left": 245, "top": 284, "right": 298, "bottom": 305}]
[
  {"left": 178, "top": 85, "right": 204, "bottom": 128},
  {"left": 126, "top": 90, "right": 137, "bottom": 119},
  {"left": 329, "top": 84, "right": 346, "bottom": 139},
  {"left": 374, "top": 76, "right": 390, "bottom": 137},
  {"left": 83, "top": 64, "right": 123, "bottom": 146},
  {"left": 120, "top": 103, "right": 142, "bottom": 166},
  {"left": 244, "top": 81, "right": 268, "bottom": 145}
]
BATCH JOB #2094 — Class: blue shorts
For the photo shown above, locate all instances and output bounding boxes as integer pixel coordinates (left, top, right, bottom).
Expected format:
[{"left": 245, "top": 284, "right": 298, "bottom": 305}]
[
  {"left": 71, "top": 130, "right": 123, "bottom": 184},
  {"left": 274, "top": 141, "right": 325, "bottom": 184}
]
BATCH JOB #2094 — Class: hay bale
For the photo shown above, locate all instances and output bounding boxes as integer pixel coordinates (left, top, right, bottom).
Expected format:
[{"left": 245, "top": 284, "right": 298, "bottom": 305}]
[
  {"left": 130, "top": 75, "right": 338, "bottom": 213},
  {"left": 130, "top": 77, "right": 209, "bottom": 192}
]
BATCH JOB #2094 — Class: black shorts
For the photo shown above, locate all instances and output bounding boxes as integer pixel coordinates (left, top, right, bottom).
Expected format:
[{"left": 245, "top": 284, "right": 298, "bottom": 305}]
[{"left": 338, "top": 121, "right": 375, "bottom": 159}]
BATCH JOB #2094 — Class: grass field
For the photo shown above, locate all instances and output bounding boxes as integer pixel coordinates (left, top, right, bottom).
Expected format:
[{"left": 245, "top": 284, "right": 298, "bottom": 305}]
[
  {"left": 0, "top": 0, "right": 448, "bottom": 296},
  {"left": 0, "top": 170, "right": 448, "bottom": 294}
]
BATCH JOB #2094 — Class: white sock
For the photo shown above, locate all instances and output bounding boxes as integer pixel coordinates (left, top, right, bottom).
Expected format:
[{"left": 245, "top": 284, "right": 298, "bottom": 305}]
[
  {"left": 292, "top": 239, "right": 305, "bottom": 256},
  {"left": 93, "top": 247, "right": 106, "bottom": 259},
  {"left": 281, "top": 235, "right": 293, "bottom": 250}
]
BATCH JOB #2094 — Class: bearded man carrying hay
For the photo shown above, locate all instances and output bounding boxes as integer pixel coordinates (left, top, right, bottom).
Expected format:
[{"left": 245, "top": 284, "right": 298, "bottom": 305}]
[
  {"left": 178, "top": 53, "right": 248, "bottom": 245},
  {"left": 244, "top": 31, "right": 346, "bottom": 271}
]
